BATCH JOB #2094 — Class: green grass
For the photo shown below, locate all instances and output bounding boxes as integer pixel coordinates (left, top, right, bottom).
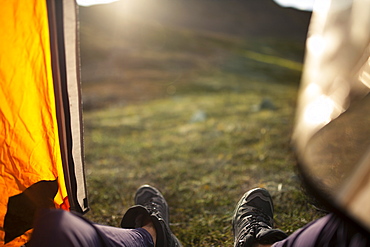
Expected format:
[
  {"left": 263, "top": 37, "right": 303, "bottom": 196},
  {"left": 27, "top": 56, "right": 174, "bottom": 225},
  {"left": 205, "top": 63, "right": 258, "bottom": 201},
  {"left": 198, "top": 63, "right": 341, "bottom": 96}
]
[{"left": 81, "top": 12, "right": 325, "bottom": 246}]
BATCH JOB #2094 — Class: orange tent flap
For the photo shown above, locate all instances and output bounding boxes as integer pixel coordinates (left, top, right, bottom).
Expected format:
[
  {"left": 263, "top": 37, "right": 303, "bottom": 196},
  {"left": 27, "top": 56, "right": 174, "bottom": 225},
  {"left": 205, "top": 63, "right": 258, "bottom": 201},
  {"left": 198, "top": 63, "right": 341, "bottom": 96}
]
[{"left": 0, "top": 0, "right": 67, "bottom": 245}]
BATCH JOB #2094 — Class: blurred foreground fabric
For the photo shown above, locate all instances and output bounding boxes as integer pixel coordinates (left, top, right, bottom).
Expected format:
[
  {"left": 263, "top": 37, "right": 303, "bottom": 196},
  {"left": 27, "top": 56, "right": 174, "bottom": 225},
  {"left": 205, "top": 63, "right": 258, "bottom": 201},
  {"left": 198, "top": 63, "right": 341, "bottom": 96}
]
[{"left": 293, "top": 0, "right": 370, "bottom": 232}]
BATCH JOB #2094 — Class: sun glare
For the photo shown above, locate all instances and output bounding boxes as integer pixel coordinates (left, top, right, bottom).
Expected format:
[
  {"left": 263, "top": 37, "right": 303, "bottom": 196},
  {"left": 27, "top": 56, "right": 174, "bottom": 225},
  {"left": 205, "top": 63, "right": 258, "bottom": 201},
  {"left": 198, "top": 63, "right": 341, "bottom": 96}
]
[
  {"left": 304, "top": 95, "right": 336, "bottom": 126},
  {"left": 307, "top": 34, "right": 325, "bottom": 57}
]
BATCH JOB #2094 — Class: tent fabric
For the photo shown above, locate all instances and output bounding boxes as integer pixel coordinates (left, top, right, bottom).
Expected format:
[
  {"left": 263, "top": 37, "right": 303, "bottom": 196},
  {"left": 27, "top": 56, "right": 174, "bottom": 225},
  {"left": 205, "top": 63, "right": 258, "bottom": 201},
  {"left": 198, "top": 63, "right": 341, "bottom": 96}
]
[
  {"left": 0, "top": 0, "right": 88, "bottom": 245},
  {"left": 292, "top": 0, "right": 370, "bottom": 232},
  {"left": 293, "top": 0, "right": 370, "bottom": 153},
  {"left": 47, "top": 0, "right": 89, "bottom": 214},
  {"left": 62, "top": 0, "right": 89, "bottom": 214}
]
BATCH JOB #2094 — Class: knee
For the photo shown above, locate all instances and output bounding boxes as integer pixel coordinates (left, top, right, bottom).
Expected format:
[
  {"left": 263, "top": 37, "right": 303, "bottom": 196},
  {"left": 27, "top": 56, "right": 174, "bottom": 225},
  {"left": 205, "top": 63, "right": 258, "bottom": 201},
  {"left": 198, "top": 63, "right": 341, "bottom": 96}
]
[
  {"left": 34, "top": 209, "right": 70, "bottom": 235},
  {"left": 29, "top": 209, "right": 80, "bottom": 246},
  {"left": 29, "top": 209, "right": 103, "bottom": 247}
]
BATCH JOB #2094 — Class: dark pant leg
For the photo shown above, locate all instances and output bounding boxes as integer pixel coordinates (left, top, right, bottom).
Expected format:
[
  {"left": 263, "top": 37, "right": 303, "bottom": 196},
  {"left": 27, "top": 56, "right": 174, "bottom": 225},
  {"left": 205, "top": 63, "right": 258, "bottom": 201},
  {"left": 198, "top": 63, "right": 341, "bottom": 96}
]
[
  {"left": 95, "top": 225, "right": 154, "bottom": 247},
  {"left": 27, "top": 209, "right": 154, "bottom": 247},
  {"left": 272, "top": 213, "right": 369, "bottom": 247},
  {"left": 27, "top": 209, "right": 107, "bottom": 247}
]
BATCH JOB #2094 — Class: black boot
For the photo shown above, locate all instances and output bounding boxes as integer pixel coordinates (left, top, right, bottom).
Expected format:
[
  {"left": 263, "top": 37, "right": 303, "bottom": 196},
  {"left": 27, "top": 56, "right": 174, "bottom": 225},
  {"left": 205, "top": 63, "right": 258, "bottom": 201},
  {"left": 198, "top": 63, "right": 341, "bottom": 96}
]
[
  {"left": 232, "top": 188, "right": 287, "bottom": 247},
  {"left": 121, "top": 185, "right": 182, "bottom": 247}
]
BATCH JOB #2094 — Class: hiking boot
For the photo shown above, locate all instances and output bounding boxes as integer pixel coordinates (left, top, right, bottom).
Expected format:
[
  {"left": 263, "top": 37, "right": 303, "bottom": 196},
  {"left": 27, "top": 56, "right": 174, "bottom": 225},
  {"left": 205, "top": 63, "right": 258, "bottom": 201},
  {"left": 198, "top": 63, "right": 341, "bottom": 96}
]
[
  {"left": 121, "top": 185, "right": 182, "bottom": 247},
  {"left": 232, "top": 188, "right": 287, "bottom": 247}
]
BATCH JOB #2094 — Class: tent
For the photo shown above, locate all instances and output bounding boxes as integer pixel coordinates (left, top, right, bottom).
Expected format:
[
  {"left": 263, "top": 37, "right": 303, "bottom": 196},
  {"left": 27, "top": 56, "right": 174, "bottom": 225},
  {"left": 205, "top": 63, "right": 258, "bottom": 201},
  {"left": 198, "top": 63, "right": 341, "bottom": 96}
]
[
  {"left": 293, "top": 0, "right": 370, "bottom": 233},
  {"left": 0, "top": 0, "right": 88, "bottom": 246}
]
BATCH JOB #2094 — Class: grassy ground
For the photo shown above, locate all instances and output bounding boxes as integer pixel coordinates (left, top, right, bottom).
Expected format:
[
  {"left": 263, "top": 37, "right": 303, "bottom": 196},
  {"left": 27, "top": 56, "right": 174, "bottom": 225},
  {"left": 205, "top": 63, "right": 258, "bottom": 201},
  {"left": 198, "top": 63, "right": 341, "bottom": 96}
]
[{"left": 81, "top": 5, "right": 325, "bottom": 246}]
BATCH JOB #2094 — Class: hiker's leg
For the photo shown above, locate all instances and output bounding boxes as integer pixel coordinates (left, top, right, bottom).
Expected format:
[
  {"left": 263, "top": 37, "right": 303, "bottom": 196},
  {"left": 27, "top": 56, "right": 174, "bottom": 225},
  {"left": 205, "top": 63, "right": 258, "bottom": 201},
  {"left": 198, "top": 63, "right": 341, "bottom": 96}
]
[
  {"left": 28, "top": 209, "right": 154, "bottom": 247},
  {"left": 95, "top": 221, "right": 155, "bottom": 247},
  {"left": 272, "top": 213, "right": 369, "bottom": 247}
]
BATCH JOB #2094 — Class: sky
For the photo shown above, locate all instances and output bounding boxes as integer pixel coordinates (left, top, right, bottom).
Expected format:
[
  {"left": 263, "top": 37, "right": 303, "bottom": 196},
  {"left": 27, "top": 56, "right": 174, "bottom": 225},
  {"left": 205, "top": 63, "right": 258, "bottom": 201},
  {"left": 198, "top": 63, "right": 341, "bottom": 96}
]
[
  {"left": 77, "top": 0, "right": 117, "bottom": 7},
  {"left": 77, "top": 0, "right": 315, "bottom": 11},
  {"left": 273, "top": 0, "right": 315, "bottom": 11}
]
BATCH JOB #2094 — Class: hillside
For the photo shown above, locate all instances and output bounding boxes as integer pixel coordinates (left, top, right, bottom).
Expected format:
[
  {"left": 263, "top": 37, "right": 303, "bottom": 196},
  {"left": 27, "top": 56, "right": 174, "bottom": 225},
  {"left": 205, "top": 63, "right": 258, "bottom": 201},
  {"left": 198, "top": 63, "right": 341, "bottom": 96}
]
[
  {"left": 79, "top": 0, "right": 311, "bottom": 40},
  {"left": 78, "top": 0, "right": 311, "bottom": 109}
]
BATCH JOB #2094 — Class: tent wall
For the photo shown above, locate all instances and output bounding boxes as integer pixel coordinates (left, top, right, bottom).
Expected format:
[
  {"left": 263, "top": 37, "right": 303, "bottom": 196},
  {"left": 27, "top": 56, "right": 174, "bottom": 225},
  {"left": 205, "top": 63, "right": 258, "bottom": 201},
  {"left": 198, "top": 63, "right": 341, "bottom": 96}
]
[
  {"left": 47, "top": 0, "right": 89, "bottom": 214},
  {"left": 0, "top": 0, "right": 88, "bottom": 245},
  {"left": 62, "top": 0, "right": 89, "bottom": 215},
  {"left": 293, "top": 0, "right": 370, "bottom": 233}
]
